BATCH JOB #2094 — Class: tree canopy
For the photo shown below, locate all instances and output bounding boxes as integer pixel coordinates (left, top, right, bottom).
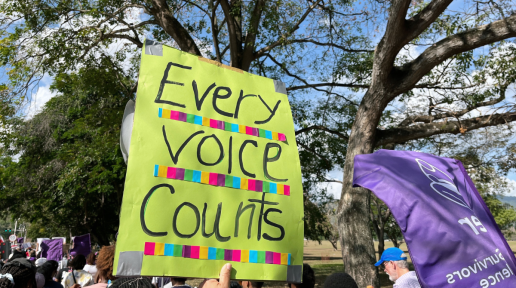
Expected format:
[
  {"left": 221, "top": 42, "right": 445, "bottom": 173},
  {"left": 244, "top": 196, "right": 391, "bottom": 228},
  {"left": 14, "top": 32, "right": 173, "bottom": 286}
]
[
  {"left": 0, "top": 64, "right": 130, "bottom": 245},
  {"left": 1, "top": 0, "right": 516, "bottom": 286}
]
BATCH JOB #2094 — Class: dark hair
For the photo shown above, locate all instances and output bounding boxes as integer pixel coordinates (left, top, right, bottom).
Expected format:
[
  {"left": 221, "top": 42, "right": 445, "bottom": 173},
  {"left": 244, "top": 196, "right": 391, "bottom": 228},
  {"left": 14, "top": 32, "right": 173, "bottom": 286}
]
[
  {"left": 86, "top": 252, "right": 96, "bottom": 265},
  {"left": 110, "top": 277, "right": 154, "bottom": 288},
  {"left": 37, "top": 261, "right": 59, "bottom": 281},
  {"left": 96, "top": 246, "right": 116, "bottom": 281},
  {"left": 172, "top": 278, "right": 187, "bottom": 284},
  {"left": 8, "top": 251, "right": 26, "bottom": 262},
  {"left": 323, "top": 272, "right": 358, "bottom": 288},
  {"left": 289, "top": 264, "right": 315, "bottom": 288},
  {"left": 230, "top": 281, "right": 242, "bottom": 288},
  {"left": 0, "top": 259, "right": 36, "bottom": 288},
  {"left": 250, "top": 282, "right": 263, "bottom": 288},
  {"left": 68, "top": 254, "right": 86, "bottom": 270}
]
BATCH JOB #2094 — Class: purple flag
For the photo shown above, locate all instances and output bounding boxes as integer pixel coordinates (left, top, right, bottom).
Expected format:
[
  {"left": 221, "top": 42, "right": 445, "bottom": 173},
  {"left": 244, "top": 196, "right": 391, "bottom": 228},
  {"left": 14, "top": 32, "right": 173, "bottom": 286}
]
[
  {"left": 353, "top": 150, "right": 516, "bottom": 288},
  {"left": 16, "top": 237, "right": 24, "bottom": 244},
  {"left": 41, "top": 239, "right": 63, "bottom": 261},
  {"left": 70, "top": 234, "right": 91, "bottom": 257}
]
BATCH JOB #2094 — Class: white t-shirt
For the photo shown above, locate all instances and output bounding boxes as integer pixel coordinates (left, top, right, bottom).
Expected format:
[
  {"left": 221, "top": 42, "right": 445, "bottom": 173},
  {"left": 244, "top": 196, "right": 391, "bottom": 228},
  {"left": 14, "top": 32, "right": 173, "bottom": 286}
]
[
  {"left": 394, "top": 271, "right": 421, "bottom": 288},
  {"left": 83, "top": 264, "right": 98, "bottom": 275}
]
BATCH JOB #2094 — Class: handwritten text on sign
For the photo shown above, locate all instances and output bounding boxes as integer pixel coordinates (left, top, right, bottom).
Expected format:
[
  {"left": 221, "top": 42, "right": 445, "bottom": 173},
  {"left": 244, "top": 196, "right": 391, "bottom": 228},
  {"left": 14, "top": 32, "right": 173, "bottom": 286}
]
[{"left": 114, "top": 42, "right": 304, "bottom": 281}]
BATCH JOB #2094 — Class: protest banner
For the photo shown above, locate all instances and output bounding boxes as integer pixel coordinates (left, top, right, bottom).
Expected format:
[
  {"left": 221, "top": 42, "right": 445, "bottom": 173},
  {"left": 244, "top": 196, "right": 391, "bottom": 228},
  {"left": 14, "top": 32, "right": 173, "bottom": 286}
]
[
  {"left": 52, "top": 237, "right": 66, "bottom": 244},
  {"left": 41, "top": 239, "right": 63, "bottom": 261},
  {"left": 353, "top": 150, "right": 516, "bottom": 287},
  {"left": 113, "top": 40, "right": 304, "bottom": 281},
  {"left": 37, "top": 238, "right": 50, "bottom": 254},
  {"left": 70, "top": 234, "right": 91, "bottom": 257}
]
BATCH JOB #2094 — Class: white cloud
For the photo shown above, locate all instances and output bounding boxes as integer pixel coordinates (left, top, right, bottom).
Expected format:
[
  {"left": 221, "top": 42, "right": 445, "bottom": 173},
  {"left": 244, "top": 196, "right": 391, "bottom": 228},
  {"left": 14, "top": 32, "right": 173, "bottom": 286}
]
[
  {"left": 317, "top": 169, "right": 344, "bottom": 200},
  {"left": 25, "top": 84, "right": 56, "bottom": 119},
  {"left": 323, "top": 182, "right": 343, "bottom": 200},
  {"left": 505, "top": 178, "right": 516, "bottom": 197}
]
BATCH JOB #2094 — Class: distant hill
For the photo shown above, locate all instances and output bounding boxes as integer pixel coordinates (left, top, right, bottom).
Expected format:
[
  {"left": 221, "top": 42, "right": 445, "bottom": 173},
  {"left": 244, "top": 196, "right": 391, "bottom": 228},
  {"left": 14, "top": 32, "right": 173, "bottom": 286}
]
[{"left": 499, "top": 196, "right": 516, "bottom": 208}]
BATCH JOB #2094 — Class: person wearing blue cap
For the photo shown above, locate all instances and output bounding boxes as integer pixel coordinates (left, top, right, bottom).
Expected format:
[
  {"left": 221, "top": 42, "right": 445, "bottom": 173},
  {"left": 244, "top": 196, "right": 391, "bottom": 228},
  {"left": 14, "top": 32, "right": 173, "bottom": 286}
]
[{"left": 375, "top": 247, "right": 421, "bottom": 288}]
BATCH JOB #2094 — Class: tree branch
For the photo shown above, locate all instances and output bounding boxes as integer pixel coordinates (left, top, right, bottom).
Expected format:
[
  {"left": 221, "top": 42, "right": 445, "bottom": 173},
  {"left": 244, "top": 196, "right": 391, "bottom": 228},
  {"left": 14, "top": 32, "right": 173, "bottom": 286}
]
[
  {"left": 241, "top": 0, "right": 266, "bottom": 70},
  {"left": 371, "top": 0, "right": 413, "bottom": 83},
  {"left": 399, "top": 87, "right": 507, "bottom": 126},
  {"left": 288, "top": 39, "right": 374, "bottom": 53},
  {"left": 253, "top": 0, "right": 322, "bottom": 59},
  {"left": 396, "top": 14, "right": 516, "bottom": 94},
  {"left": 267, "top": 54, "right": 357, "bottom": 105},
  {"left": 295, "top": 125, "right": 349, "bottom": 140},
  {"left": 404, "top": 0, "right": 454, "bottom": 44},
  {"left": 288, "top": 82, "right": 369, "bottom": 90},
  {"left": 149, "top": 0, "right": 201, "bottom": 55},
  {"left": 219, "top": 0, "right": 242, "bottom": 67},
  {"left": 376, "top": 111, "right": 516, "bottom": 146}
]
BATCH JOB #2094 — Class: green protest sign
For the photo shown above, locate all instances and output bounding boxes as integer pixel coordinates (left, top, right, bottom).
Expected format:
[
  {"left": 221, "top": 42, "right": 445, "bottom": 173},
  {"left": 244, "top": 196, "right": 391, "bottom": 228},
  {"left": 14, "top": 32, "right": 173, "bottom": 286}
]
[{"left": 113, "top": 40, "right": 304, "bottom": 281}]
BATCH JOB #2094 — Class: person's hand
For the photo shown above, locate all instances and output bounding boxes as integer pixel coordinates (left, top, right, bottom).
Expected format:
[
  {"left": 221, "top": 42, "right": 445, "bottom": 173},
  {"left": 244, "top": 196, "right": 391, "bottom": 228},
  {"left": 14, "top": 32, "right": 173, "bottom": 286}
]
[
  {"left": 199, "top": 263, "right": 231, "bottom": 288},
  {"left": 71, "top": 284, "right": 81, "bottom": 288}
]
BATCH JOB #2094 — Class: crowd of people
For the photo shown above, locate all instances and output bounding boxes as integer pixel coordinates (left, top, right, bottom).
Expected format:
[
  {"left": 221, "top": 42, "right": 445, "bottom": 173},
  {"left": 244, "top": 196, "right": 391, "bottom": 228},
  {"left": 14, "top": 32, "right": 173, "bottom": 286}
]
[{"left": 0, "top": 246, "right": 419, "bottom": 288}]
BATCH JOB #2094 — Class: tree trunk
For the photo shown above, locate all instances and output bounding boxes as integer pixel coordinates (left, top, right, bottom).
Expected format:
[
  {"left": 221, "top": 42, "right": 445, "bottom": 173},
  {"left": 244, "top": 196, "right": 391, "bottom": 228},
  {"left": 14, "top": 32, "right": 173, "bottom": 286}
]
[
  {"left": 337, "top": 88, "right": 388, "bottom": 288},
  {"left": 391, "top": 237, "right": 399, "bottom": 248},
  {"left": 377, "top": 226, "right": 385, "bottom": 260}
]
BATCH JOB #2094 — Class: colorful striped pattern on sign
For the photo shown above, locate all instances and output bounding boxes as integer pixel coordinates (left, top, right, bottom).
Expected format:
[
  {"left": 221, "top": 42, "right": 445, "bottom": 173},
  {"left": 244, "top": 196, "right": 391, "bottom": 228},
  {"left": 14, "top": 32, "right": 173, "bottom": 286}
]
[
  {"left": 144, "top": 242, "right": 291, "bottom": 265},
  {"left": 153, "top": 165, "right": 291, "bottom": 196},
  {"left": 158, "top": 108, "right": 287, "bottom": 142}
]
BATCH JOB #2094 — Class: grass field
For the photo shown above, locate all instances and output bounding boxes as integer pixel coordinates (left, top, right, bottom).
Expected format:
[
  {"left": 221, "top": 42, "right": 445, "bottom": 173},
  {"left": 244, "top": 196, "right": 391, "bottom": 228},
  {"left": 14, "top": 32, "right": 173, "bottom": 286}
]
[{"left": 185, "top": 240, "right": 516, "bottom": 288}]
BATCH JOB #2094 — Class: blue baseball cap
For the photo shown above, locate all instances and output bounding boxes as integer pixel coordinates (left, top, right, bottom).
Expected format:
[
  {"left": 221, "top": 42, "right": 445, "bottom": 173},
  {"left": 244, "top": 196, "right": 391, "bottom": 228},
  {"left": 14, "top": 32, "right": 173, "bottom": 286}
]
[{"left": 374, "top": 247, "right": 408, "bottom": 266}]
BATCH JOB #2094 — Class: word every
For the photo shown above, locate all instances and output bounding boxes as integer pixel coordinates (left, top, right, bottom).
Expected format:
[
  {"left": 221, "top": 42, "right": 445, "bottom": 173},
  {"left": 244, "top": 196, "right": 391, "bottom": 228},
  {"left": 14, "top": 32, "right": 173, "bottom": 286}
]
[{"left": 156, "top": 62, "right": 281, "bottom": 125}]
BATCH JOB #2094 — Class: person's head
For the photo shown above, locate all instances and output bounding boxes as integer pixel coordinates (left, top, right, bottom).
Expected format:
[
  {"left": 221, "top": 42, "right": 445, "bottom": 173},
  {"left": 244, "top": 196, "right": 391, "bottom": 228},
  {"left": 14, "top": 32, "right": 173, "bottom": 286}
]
[
  {"left": 8, "top": 251, "right": 26, "bottom": 262},
  {"left": 86, "top": 252, "right": 96, "bottom": 265},
  {"left": 288, "top": 263, "right": 315, "bottom": 288},
  {"left": 95, "top": 246, "right": 116, "bottom": 281},
  {"left": 34, "top": 273, "right": 45, "bottom": 288},
  {"left": 171, "top": 278, "right": 187, "bottom": 285},
  {"left": 381, "top": 260, "right": 410, "bottom": 281},
  {"left": 0, "top": 258, "right": 36, "bottom": 288},
  {"left": 34, "top": 259, "right": 46, "bottom": 268},
  {"left": 68, "top": 254, "right": 86, "bottom": 270},
  {"left": 110, "top": 277, "right": 154, "bottom": 288},
  {"left": 323, "top": 272, "right": 358, "bottom": 288},
  {"left": 241, "top": 281, "right": 263, "bottom": 288},
  {"left": 374, "top": 247, "right": 410, "bottom": 282},
  {"left": 37, "top": 261, "right": 59, "bottom": 281}
]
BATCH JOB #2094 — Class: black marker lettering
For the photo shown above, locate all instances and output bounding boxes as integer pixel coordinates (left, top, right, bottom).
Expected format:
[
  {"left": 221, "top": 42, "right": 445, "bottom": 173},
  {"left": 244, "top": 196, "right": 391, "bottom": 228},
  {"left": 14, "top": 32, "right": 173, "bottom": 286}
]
[
  {"left": 163, "top": 126, "right": 204, "bottom": 164},
  {"left": 239, "top": 140, "right": 258, "bottom": 178},
  {"left": 155, "top": 62, "right": 191, "bottom": 108},
  {"left": 214, "top": 203, "right": 231, "bottom": 242},
  {"left": 212, "top": 87, "right": 234, "bottom": 117},
  {"left": 193, "top": 81, "right": 216, "bottom": 111},
  {"left": 140, "top": 184, "right": 174, "bottom": 237},
  {"left": 173, "top": 202, "right": 200, "bottom": 238},
  {"left": 234, "top": 202, "right": 256, "bottom": 239},
  {"left": 228, "top": 136, "right": 233, "bottom": 174},
  {"left": 255, "top": 95, "right": 281, "bottom": 124},
  {"left": 201, "top": 202, "right": 231, "bottom": 242},
  {"left": 263, "top": 143, "right": 288, "bottom": 182},
  {"left": 202, "top": 203, "right": 215, "bottom": 238},
  {"left": 234, "top": 90, "right": 256, "bottom": 119},
  {"left": 197, "top": 134, "right": 224, "bottom": 166},
  {"left": 248, "top": 193, "right": 278, "bottom": 241},
  {"left": 262, "top": 208, "right": 285, "bottom": 241}
]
